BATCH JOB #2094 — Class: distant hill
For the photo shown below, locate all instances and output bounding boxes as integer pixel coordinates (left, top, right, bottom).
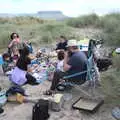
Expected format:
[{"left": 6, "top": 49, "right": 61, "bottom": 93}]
[
  {"left": 0, "top": 11, "right": 69, "bottom": 20},
  {"left": 37, "top": 11, "right": 68, "bottom": 20}
]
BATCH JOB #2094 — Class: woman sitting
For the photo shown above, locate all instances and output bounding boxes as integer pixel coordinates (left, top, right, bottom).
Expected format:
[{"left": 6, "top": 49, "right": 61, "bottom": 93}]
[{"left": 11, "top": 46, "right": 38, "bottom": 86}]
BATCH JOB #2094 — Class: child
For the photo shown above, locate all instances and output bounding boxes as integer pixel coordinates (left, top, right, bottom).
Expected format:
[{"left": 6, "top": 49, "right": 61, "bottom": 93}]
[
  {"left": 56, "top": 50, "right": 65, "bottom": 72},
  {"left": 24, "top": 40, "right": 33, "bottom": 53},
  {"left": 2, "top": 53, "right": 14, "bottom": 74},
  {"left": 47, "top": 50, "right": 64, "bottom": 81}
]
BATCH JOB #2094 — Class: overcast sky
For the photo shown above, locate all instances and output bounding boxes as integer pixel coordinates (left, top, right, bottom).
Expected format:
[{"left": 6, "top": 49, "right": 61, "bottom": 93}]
[{"left": 0, "top": 0, "right": 120, "bottom": 17}]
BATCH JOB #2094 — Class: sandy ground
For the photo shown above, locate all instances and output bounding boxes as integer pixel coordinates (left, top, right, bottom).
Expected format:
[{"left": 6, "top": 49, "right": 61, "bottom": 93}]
[{"left": 0, "top": 66, "right": 115, "bottom": 120}]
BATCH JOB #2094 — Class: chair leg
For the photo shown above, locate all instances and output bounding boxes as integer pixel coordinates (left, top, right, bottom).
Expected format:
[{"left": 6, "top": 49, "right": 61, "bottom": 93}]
[{"left": 75, "top": 85, "right": 92, "bottom": 97}]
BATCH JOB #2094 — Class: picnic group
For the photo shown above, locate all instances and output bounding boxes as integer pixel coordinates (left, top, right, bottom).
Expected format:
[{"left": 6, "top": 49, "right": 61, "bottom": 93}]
[{"left": 0, "top": 32, "right": 102, "bottom": 118}]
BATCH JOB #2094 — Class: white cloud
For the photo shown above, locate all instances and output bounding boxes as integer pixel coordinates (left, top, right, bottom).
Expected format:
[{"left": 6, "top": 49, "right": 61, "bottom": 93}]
[{"left": 0, "top": 0, "right": 120, "bottom": 16}]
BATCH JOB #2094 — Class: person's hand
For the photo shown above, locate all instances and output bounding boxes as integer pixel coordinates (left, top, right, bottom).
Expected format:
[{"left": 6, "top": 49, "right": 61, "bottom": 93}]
[
  {"left": 64, "top": 51, "right": 69, "bottom": 58},
  {"left": 13, "top": 39, "right": 17, "bottom": 42},
  {"left": 11, "top": 39, "right": 17, "bottom": 45},
  {"left": 64, "top": 51, "right": 69, "bottom": 62},
  {"left": 56, "top": 50, "right": 60, "bottom": 53},
  {"left": 33, "top": 64, "right": 38, "bottom": 68}
]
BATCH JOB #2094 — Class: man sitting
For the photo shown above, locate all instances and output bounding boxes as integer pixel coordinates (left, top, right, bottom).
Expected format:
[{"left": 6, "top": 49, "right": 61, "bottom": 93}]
[{"left": 45, "top": 39, "right": 87, "bottom": 94}]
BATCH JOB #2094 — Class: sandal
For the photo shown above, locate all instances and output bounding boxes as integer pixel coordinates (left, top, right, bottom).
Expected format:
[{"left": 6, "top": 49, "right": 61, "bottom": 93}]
[{"left": 43, "top": 90, "right": 53, "bottom": 96}]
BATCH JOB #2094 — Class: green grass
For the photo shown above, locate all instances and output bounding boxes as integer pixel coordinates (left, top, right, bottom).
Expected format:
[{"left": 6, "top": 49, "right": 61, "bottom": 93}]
[
  {"left": 66, "top": 13, "right": 120, "bottom": 46},
  {"left": 101, "top": 55, "right": 120, "bottom": 104},
  {"left": 1, "top": 13, "right": 120, "bottom": 49},
  {"left": 66, "top": 13, "right": 99, "bottom": 28}
]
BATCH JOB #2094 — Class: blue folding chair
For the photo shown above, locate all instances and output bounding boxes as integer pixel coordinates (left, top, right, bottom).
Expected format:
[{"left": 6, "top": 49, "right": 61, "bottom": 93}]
[{"left": 56, "top": 39, "right": 100, "bottom": 94}]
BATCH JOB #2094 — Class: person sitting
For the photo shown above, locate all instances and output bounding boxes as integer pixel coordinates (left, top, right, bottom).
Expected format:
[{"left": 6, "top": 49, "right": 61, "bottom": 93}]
[
  {"left": 24, "top": 40, "right": 33, "bottom": 53},
  {"left": 36, "top": 50, "right": 42, "bottom": 58},
  {"left": 45, "top": 39, "right": 87, "bottom": 94},
  {"left": 2, "top": 53, "right": 14, "bottom": 75},
  {"left": 56, "top": 50, "right": 65, "bottom": 72},
  {"left": 47, "top": 50, "right": 65, "bottom": 81},
  {"left": 8, "top": 33, "right": 20, "bottom": 58},
  {"left": 56, "top": 36, "right": 68, "bottom": 52},
  {"left": 10, "top": 46, "right": 38, "bottom": 86}
]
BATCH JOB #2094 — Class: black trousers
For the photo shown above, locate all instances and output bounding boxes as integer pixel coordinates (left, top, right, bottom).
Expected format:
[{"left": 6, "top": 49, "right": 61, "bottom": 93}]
[
  {"left": 50, "top": 70, "right": 86, "bottom": 90},
  {"left": 50, "top": 71, "right": 65, "bottom": 90},
  {"left": 25, "top": 73, "right": 38, "bottom": 85}
]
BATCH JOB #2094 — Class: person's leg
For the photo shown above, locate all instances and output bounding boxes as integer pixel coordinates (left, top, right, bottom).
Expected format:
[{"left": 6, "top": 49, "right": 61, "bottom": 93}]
[
  {"left": 50, "top": 70, "right": 65, "bottom": 91},
  {"left": 67, "top": 73, "right": 87, "bottom": 85},
  {"left": 26, "top": 73, "right": 38, "bottom": 85}
]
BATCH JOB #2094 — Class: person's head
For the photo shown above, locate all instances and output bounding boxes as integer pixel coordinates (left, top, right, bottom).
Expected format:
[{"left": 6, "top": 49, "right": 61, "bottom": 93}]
[
  {"left": 60, "top": 36, "right": 66, "bottom": 42},
  {"left": 2, "top": 53, "right": 10, "bottom": 61},
  {"left": 57, "top": 50, "right": 65, "bottom": 61},
  {"left": 20, "top": 46, "right": 30, "bottom": 57},
  {"left": 36, "top": 50, "right": 42, "bottom": 58},
  {"left": 24, "top": 40, "right": 31, "bottom": 45},
  {"left": 10, "top": 33, "right": 19, "bottom": 40},
  {"left": 67, "top": 39, "right": 79, "bottom": 53}
]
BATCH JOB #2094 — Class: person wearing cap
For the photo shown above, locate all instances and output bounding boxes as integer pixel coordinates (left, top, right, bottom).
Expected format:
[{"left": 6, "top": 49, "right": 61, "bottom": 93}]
[{"left": 45, "top": 39, "right": 87, "bottom": 94}]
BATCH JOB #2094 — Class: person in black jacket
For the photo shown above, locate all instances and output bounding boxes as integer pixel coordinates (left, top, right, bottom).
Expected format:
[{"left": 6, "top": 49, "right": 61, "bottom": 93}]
[
  {"left": 11, "top": 46, "right": 38, "bottom": 85},
  {"left": 56, "top": 36, "right": 68, "bottom": 51}
]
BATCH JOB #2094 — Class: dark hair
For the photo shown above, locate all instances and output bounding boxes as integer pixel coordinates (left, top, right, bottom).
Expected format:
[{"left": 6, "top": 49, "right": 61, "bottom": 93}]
[
  {"left": 60, "top": 36, "right": 66, "bottom": 40},
  {"left": 57, "top": 50, "right": 64, "bottom": 60},
  {"left": 20, "top": 46, "right": 30, "bottom": 56},
  {"left": 2, "top": 53, "right": 10, "bottom": 61},
  {"left": 10, "top": 33, "right": 19, "bottom": 40}
]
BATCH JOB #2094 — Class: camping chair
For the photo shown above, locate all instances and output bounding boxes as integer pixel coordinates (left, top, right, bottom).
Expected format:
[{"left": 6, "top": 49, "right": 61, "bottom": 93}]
[{"left": 56, "top": 39, "right": 100, "bottom": 97}]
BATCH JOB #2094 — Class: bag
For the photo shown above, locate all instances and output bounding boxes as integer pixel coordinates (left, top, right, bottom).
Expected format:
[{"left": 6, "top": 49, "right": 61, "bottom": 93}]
[
  {"left": 32, "top": 99, "right": 49, "bottom": 120},
  {"left": 0, "top": 90, "right": 7, "bottom": 106}
]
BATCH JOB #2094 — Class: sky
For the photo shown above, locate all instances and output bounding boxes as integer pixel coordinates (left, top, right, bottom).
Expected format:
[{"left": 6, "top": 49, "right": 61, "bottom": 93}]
[{"left": 0, "top": 0, "right": 120, "bottom": 17}]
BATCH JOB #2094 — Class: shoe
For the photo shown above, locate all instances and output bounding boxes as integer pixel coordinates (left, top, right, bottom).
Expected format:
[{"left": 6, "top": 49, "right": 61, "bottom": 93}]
[
  {"left": 0, "top": 108, "right": 4, "bottom": 114},
  {"left": 43, "top": 90, "right": 54, "bottom": 96},
  {"left": 0, "top": 108, "right": 6, "bottom": 117}
]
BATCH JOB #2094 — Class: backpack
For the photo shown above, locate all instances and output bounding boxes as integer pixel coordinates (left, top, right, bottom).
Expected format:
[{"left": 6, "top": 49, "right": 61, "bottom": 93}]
[{"left": 32, "top": 99, "right": 50, "bottom": 120}]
